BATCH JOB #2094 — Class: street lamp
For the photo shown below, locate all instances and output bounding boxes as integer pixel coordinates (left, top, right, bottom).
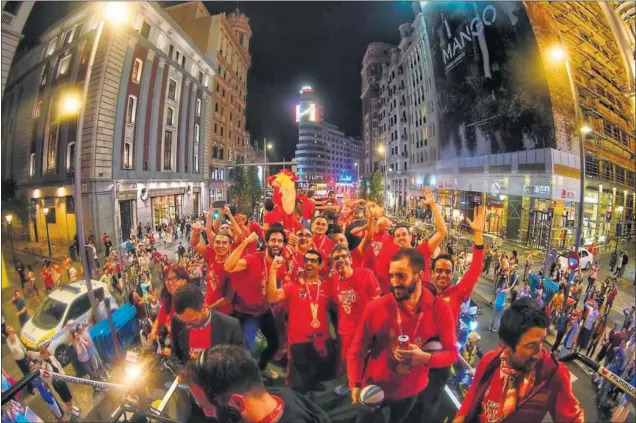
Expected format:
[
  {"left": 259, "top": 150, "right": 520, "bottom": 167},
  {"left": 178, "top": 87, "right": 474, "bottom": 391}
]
[
  {"left": 42, "top": 207, "right": 52, "bottom": 257},
  {"left": 59, "top": 2, "right": 130, "bottom": 315},
  {"left": 354, "top": 162, "right": 359, "bottom": 193},
  {"left": 549, "top": 45, "right": 589, "bottom": 308},
  {"left": 5, "top": 214, "right": 15, "bottom": 265},
  {"left": 263, "top": 139, "right": 273, "bottom": 198}
]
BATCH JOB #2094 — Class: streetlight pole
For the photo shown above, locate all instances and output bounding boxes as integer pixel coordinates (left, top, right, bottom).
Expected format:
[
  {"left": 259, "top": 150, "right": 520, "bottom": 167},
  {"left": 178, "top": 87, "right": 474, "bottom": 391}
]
[
  {"left": 43, "top": 208, "right": 52, "bottom": 257},
  {"left": 263, "top": 138, "right": 268, "bottom": 199},
  {"left": 614, "top": 206, "right": 624, "bottom": 256},
  {"left": 62, "top": 4, "right": 129, "bottom": 315},
  {"left": 5, "top": 215, "right": 15, "bottom": 266}
]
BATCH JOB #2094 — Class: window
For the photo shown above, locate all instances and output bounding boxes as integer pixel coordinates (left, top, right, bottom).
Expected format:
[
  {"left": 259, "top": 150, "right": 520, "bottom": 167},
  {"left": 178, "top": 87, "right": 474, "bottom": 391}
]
[
  {"left": 220, "top": 127, "right": 224, "bottom": 136},
  {"left": 3, "top": 1, "right": 21, "bottom": 14},
  {"left": 163, "top": 130, "right": 173, "bottom": 170},
  {"left": 194, "top": 144, "right": 199, "bottom": 173},
  {"left": 45, "top": 123, "right": 59, "bottom": 173},
  {"left": 157, "top": 32, "right": 165, "bottom": 49},
  {"left": 214, "top": 123, "right": 218, "bottom": 134},
  {"left": 167, "top": 79, "right": 177, "bottom": 101},
  {"left": 67, "top": 294, "right": 91, "bottom": 322},
  {"left": 132, "top": 58, "right": 143, "bottom": 83},
  {"left": 29, "top": 153, "right": 36, "bottom": 177},
  {"left": 140, "top": 21, "right": 151, "bottom": 39},
  {"left": 123, "top": 142, "right": 133, "bottom": 169},
  {"left": 126, "top": 95, "right": 137, "bottom": 124},
  {"left": 196, "top": 99, "right": 201, "bottom": 116},
  {"left": 66, "top": 141, "right": 75, "bottom": 171},
  {"left": 204, "top": 74, "right": 210, "bottom": 87},
  {"left": 166, "top": 107, "right": 174, "bottom": 126},
  {"left": 180, "top": 56, "right": 186, "bottom": 68},
  {"left": 215, "top": 102, "right": 219, "bottom": 112},
  {"left": 33, "top": 101, "right": 42, "bottom": 119},
  {"left": 194, "top": 124, "right": 200, "bottom": 142},
  {"left": 169, "top": 44, "right": 174, "bottom": 57},
  {"left": 57, "top": 54, "right": 72, "bottom": 77},
  {"left": 63, "top": 27, "right": 75, "bottom": 45},
  {"left": 46, "top": 38, "right": 57, "bottom": 56}
]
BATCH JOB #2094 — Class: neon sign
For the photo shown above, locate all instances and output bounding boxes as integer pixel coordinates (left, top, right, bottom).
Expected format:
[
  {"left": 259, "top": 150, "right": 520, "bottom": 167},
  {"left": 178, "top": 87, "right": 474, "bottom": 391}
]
[{"left": 295, "top": 103, "right": 316, "bottom": 122}]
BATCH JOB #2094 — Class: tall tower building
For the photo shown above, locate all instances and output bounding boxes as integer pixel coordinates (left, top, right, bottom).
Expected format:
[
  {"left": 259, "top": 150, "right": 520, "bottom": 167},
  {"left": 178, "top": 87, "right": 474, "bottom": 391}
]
[
  {"left": 360, "top": 42, "right": 393, "bottom": 176},
  {"left": 295, "top": 86, "right": 361, "bottom": 187},
  {"left": 166, "top": 1, "right": 252, "bottom": 201}
]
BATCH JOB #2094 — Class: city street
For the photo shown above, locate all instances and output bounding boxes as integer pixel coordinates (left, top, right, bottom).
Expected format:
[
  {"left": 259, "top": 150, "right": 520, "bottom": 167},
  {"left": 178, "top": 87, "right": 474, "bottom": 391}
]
[{"left": 2, "top": 233, "right": 627, "bottom": 421}]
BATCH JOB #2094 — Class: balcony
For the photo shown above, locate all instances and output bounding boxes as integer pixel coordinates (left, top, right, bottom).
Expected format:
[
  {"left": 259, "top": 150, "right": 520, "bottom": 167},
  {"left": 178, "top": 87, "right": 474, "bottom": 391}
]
[{"left": 2, "top": 11, "right": 14, "bottom": 25}]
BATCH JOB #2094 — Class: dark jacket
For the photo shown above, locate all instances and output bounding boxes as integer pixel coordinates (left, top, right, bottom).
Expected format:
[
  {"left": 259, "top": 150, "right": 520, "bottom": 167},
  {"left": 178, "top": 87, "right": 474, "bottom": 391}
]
[
  {"left": 171, "top": 309, "right": 244, "bottom": 365},
  {"left": 456, "top": 347, "right": 584, "bottom": 423}
]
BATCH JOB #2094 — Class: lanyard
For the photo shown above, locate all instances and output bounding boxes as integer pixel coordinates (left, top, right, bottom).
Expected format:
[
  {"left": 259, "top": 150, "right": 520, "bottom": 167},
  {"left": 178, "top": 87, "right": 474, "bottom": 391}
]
[
  {"left": 303, "top": 278, "right": 322, "bottom": 303},
  {"left": 257, "top": 395, "right": 284, "bottom": 423},
  {"left": 395, "top": 301, "right": 425, "bottom": 341}
]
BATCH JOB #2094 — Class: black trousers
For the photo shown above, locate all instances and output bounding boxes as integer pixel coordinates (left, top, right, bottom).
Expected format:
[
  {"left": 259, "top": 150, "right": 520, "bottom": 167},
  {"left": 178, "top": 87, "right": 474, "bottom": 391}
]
[
  {"left": 552, "top": 328, "right": 567, "bottom": 352},
  {"left": 355, "top": 387, "right": 427, "bottom": 423},
  {"left": 414, "top": 366, "right": 452, "bottom": 423},
  {"left": 288, "top": 339, "right": 336, "bottom": 394},
  {"left": 15, "top": 358, "right": 34, "bottom": 391}
]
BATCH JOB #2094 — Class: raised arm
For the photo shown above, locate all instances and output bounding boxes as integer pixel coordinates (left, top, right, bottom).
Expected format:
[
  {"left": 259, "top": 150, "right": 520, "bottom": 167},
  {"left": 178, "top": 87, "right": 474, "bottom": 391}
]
[
  {"left": 222, "top": 205, "right": 245, "bottom": 242},
  {"left": 455, "top": 206, "right": 486, "bottom": 302},
  {"left": 224, "top": 232, "right": 258, "bottom": 273},
  {"left": 266, "top": 256, "right": 287, "bottom": 303},
  {"left": 421, "top": 187, "right": 447, "bottom": 253},
  {"left": 205, "top": 210, "right": 216, "bottom": 242},
  {"left": 189, "top": 223, "right": 208, "bottom": 256}
]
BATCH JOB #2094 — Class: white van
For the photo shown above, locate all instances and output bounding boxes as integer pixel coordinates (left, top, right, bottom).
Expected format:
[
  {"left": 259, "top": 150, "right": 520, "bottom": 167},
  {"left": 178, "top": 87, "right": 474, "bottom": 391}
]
[{"left": 20, "top": 280, "right": 115, "bottom": 366}]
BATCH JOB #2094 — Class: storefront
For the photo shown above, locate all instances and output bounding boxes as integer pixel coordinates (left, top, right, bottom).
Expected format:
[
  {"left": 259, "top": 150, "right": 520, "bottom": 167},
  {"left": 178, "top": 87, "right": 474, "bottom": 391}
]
[{"left": 152, "top": 194, "right": 183, "bottom": 227}]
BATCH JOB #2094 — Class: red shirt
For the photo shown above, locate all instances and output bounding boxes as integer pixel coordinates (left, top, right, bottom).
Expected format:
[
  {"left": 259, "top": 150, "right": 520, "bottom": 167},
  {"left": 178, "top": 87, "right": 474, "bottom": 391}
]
[
  {"left": 437, "top": 246, "right": 484, "bottom": 321},
  {"left": 350, "top": 247, "right": 366, "bottom": 269},
  {"left": 264, "top": 206, "right": 302, "bottom": 233},
  {"left": 328, "top": 268, "right": 381, "bottom": 336},
  {"left": 347, "top": 291, "right": 458, "bottom": 400},
  {"left": 188, "top": 323, "right": 212, "bottom": 362},
  {"left": 203, "top": 247, "right": 233, "bottom": 315},
  {"left": 42, "top": 268, "right": 53, "bottom": 288},
  {"left": 297, "top": 195, "right": 316, "bottom": 220},
  {"left": 370, "top": 239, "right": 434, "bottom": 294},
  {"left": 283, "top": 280, "right": 332, "bottom": 344},
  {"left": 249, "top": 221, "right": 264, "bottom": 240},
  {"left": 157, "top": 299, "right": 175, "bottom": 330},
  {"left": 232, "top": 252, "right": 288, "bottom": 316}
]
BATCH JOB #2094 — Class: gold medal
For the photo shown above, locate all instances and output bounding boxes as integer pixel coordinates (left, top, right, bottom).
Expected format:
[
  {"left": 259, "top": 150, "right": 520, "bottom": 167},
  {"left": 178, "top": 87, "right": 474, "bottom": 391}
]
[
  {"left": 310, "top": 303, "right": 320, "bottom": 329},
  {"left": 396, "top": 363, "right": 410, "bottom": 374}
]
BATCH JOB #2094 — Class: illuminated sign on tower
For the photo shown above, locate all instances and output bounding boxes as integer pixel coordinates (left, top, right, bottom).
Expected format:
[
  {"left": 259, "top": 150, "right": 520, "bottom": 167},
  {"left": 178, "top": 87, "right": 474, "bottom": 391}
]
[{"left": 295, "top": 85, "right": 322, "bottom": 123}]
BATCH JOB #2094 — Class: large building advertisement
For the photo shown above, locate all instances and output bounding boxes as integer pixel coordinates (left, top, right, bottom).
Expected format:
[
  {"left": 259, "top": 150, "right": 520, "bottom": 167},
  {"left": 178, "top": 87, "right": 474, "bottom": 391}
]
[{"left": 424, "top": 1, "right": 560, "bottom": 159}]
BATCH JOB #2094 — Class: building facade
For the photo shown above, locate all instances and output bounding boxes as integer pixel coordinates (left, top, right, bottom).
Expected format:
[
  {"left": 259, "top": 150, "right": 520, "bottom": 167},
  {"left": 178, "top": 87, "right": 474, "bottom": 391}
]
[
  {"left": 295, "top": 86, "right": 362, "bottom": 187},
  {"left": 364, "top": 1, "right": 635, "bottom": 251},
  {"left": 2, "top": 2, "right": 216, "bottom": 248},
  {"left": 1, "top": 1, "right": 34, "bottom": 97},
  {"left": 360, "top": 42, "right": 393, "bottom": 176},
  {"left": 166, "top": 1, "right": 252, "bottom": 202}
]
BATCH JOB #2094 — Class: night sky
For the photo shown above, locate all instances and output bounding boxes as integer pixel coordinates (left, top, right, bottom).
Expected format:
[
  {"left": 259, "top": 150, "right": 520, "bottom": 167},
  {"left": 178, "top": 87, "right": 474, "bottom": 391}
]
[{"left": 19, "top": 1, "right": 414, "bottom": 161}]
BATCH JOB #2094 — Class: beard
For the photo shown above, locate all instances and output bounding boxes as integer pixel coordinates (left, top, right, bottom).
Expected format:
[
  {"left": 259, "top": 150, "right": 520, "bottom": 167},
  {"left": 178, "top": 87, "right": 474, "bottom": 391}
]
[
  {"left": 268, "top": 247, "right": 281, "bottom": 258},
  {"left": 390, "top": 281, "right": 418, "bottom": 301}
]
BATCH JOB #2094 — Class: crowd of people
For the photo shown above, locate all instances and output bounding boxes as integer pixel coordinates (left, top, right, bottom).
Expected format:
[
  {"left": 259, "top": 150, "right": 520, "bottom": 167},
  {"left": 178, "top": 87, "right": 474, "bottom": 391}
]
[{"left": 5, "top": 180, "right": 635, "bottom": 423}]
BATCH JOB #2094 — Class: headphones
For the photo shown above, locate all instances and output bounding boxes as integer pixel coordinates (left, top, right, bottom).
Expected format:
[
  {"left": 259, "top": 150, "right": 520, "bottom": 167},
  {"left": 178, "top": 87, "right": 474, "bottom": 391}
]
[{"left": 195, "top": 348, "right": 243, "bottom": 423}]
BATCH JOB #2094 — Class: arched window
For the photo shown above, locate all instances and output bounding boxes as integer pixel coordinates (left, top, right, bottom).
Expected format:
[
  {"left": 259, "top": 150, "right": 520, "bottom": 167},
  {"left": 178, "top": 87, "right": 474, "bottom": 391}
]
[{"left": 66, "top": 141, "right": 76, "bottom": 171}]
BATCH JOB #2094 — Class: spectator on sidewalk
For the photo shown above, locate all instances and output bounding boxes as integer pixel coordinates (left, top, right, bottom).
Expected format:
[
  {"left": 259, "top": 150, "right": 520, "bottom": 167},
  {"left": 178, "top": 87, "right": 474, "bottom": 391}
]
[
  {"left": 605, "top": 283, "right": 618, "bottom": 313},
  {"left": 586, "top": 314, "right": 608, "bottom": 357},
  {"left": 14, "top": 260, "right": 26, "bottom": 290},
  {"left": 88, "top": 230, "right": 96, "bottom": 246},
  {"left": 88, "top": 240, "right": 99, "bottom": 269},
  {"left": 137, "top": 223, "right": 143, "bottom": 239},
  {"left": 12, "top": 290, "right": 29, "bottom": 328},
  {"left": 618, "top": 251, "right": 629, "bottom": 278},
  {"left": 35, "top": 346, "right": 79, "bottom": 413},
  {"left": 576, "top": 301, "right": 598, "bottom": 352},
  {"left": 26, "top": 265, "right": 39, "bottom": 298},
  {"left": 559, "top": 310, "right": 580, "bottom": 357},
  {"left": 177, "top": 242, "right": 186, "bottom": 261},
  {"left": 5, "top": 327, "right": 35, "bottom": 393},
  {"left": 41, "top": 260, "right": 54, "bottom": 293},
  {"left": 489, "top": 279, "right": 514, "bottom": 332},
  {"left": 69, "top": 326, "right": 98, "bottom": 384},
  {"left": 586, "top": 263, "right": 600, "bottom": 293},
  {"left": 103, "top": 233, "right": 112, "bottom": 258},
  {"left": 622, "top": 306, "right": 635, "bottom": 331},
  {"left": 551, "top": 307, "right": 571, "bottom": 353},
  {"left": 523, "top": 253, "right": 532, "bottom": 283}
]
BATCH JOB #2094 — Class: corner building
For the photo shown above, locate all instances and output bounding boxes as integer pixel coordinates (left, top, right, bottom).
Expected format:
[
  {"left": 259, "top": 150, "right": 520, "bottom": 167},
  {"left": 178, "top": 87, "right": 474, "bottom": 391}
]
[
  {"left": 1, "top": 2, "right": 216, "bottom": 248},
  {"left": 295, "top": 86, "right": 362, "bottom": 190},
  {"left": 166, "top": 2, "right": 252, "bottom": 202},
  {"left": 366, "top": 1, "right": 635, "bottom": 251}
]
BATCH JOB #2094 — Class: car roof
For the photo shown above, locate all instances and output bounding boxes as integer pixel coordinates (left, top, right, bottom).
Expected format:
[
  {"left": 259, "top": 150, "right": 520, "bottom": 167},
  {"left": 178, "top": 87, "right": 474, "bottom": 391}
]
[{"left": 48, "top": 280, "right": 106, "bottom": 303}]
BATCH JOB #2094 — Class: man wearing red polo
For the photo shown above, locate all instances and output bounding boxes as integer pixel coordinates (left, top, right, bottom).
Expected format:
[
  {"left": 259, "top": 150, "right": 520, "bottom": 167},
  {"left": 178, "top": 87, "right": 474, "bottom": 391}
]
[{"left": 348, "top": 248, "right": 457, "bottom": 422}]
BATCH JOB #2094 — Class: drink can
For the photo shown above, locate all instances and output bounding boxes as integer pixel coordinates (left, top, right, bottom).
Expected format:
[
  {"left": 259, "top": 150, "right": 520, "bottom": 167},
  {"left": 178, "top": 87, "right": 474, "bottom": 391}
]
[{"left": 398, "top": 335, "right": 410, "bottom": 349}]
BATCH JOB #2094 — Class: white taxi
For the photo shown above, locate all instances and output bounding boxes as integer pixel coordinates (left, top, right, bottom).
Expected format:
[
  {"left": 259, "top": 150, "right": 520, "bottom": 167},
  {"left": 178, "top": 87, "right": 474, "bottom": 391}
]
[{"left": 20, "top": 280, "right": 114, "bottom": 366}]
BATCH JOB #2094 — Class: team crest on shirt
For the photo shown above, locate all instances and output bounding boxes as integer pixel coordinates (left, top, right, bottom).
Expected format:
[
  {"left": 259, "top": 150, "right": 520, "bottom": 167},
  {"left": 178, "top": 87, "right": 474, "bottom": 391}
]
[
  {"left": 260, "top": 271, "right": 267, "bottom": 299},
  {"left": 299, "top": 290, "right": 307, "bottom": 298},
  {"left": 372, "top": 241, "right": 383, "bottom": 257},
  {"left": 414, "top": 336, "right": 423, "bottom": 347},
  {"left": 190, "top": 348, "right": 205, "bottom": 361},
  {"left": 207, "top": 270, "right": 218, "bottom": 292},
  {"left": 338, "top": 289, "right": 357, "bottom": 315}
]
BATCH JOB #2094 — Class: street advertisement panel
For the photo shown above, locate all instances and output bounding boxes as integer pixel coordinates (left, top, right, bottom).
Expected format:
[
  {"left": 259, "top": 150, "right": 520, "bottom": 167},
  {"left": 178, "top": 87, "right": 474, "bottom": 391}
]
[{"left": 423, "top": 2, "right": 558, "bottom": 159}]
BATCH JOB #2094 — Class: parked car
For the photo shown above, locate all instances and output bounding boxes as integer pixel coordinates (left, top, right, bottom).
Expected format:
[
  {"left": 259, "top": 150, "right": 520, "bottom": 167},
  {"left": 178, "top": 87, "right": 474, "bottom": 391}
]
[
  {"left": 557, "top": 247, "right": 594, "bottom": 270},
  {"left": 20, "top": 280, "right": 114, "bottom": 366}
]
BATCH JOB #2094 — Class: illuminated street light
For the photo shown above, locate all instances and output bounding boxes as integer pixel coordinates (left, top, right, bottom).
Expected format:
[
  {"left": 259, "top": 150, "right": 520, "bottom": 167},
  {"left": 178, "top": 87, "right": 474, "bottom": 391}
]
[
  {"left": 103, "top": 2, "right": 129, "bottom": 26},
  {"left": 266, "top": 143, "right": 273, "bottom": 150},
  {"left": 550, "top": 46, "right": 566, "bottom": 61},
  {"left": 5, "top": 214, "right": 12, "bottom": 224},
  {"left": 60, "top": 94, "right": 81, "bottom": 117},
  {"left": 581, "top": 125, "right": 592, "bottom": 134},
  {"left": 377, "top": 144, "right": 385, "bottom": 154}
]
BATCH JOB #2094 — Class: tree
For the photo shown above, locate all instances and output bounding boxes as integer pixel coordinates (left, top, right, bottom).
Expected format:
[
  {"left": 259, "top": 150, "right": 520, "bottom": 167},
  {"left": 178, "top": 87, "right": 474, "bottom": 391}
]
[
  {"left": 228, "top": 166, "right": 261, "bottom": 216},
  {"left": 1, "top": 178, "right": 29, "bottom": 224},
  {"left": 368, "top": 171, "right": 385, "bottom": 205}
]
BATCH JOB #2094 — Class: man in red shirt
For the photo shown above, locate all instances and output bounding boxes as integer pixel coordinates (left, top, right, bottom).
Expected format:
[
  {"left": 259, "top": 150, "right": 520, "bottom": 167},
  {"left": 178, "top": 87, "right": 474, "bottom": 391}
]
[
  {"left": 455, "top": 298, "right": 584, "bottom": 423},
  {"left": 348, "top": 249, "right": 458, "bottom": 422},
  {"left": 267, "top": 250, "right": 334, "bottom": 393},
  {"left": 224, "top": 229, "right": 288, "bottom": 380},
  {"left": 367, "top": 189, "right": 447, "bottom": 294},
  {"left": 417, "top": 205, "right": 486, "bottom": 421},
  {"left": 297, "top": 189, "right": 316, "bottom": 221},
  {"left": 328, "top": 245, "right": 381, "bottom": 396},
  {"left": 190, "top": 224, "right": 234, "bottom": 314}
]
